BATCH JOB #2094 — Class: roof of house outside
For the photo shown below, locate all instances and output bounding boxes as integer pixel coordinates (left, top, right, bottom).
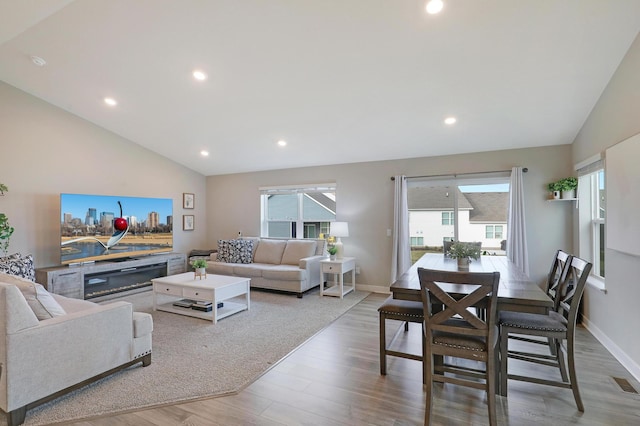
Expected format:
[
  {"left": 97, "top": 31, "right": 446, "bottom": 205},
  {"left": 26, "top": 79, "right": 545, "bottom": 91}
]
[
  {"left": 465, "top": 192, "right": 509, "bottom": 223},
  {"left": 408, "top": 187, "right": 473, "bottom": 210},
  {"left": 267, "top": 194, "right": 335, "bottom": 221}
]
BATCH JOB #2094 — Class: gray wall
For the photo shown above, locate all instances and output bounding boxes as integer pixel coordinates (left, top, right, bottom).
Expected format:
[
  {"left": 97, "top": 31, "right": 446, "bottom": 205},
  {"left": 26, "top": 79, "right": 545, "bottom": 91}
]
[
  {"left": 572, "top": 32, "right": 640, "bottom": 378},
  {"left": 0, "top": 82, "right": 208, "bottom": 267},
  {"left": 207, "top": 144, "right": 574, "bottom": 292}
]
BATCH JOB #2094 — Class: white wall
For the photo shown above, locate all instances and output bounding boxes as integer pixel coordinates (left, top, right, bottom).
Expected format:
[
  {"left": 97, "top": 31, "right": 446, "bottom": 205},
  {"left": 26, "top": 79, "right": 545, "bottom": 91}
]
[
  {"left": 207, "top": 144, "right": 574, "bottom": 292},
  {"left": 571, "top": 32, "right": 640, "bottom": 379},
  {"left": 0, "top": 82, "right": 208, "bottom": 267}
]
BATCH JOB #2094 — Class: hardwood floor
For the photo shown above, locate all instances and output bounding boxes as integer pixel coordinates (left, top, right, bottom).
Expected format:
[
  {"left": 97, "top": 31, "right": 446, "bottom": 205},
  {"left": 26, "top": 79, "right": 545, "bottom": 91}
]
[{"left": 66, "top": 293, "right": 640, "bottom": 425}]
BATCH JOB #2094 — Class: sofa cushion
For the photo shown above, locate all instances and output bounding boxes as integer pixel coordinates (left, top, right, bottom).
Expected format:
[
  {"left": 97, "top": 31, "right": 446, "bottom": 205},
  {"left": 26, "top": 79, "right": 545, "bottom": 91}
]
[
  {"left": 281, "top": 240, "right": 317, "bottom": 265},
  {"left": 262, "top": 265, "right": 306, "bottom": 281},
  {"left": 0, "top": 273, "right": 67, "bottom": 320},
  {"left": 232, "top": 263, "right": 265, "bottom": 277},
  {"left": 0, "top": 253, "right": 36, "bottom": 281},
  {"left": 253, "top": 239, "right": 287, "bottom": 264},
  {"left": 217, "top": 239, "right": 254, "bottom": 264}
]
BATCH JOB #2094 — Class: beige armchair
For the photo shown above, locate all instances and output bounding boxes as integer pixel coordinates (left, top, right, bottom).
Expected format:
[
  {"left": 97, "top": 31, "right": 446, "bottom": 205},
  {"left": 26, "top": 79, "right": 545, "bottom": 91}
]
[{"left": 0, "top": 277, "right": 152, "bottom": 426}]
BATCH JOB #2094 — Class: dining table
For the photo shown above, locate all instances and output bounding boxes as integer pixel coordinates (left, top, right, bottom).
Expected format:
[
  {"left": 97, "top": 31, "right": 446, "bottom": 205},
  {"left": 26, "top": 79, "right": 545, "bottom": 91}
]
[
  {"left": 390, "top": 253, "right": 552, "bottom": 314},
  {"left": 390, "top": 252, "right": 553, "bottom": 395}
]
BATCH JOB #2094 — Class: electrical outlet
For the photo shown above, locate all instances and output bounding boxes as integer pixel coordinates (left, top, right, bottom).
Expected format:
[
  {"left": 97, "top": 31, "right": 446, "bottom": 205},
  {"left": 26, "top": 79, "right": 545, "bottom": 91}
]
[{"left": 355, "top": 266, "right": 360, "bottom": 274}]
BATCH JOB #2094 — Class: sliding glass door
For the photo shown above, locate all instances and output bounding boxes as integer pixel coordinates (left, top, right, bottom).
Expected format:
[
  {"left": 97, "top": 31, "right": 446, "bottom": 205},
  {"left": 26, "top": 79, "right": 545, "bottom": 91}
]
[{"left": 407, "top": 173, "right": 510, "bottom": 263}]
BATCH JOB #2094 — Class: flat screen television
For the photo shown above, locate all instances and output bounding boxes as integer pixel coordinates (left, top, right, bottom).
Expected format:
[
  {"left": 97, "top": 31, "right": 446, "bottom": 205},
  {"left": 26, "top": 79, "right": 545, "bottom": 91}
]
[{"left": 60, "top": 193, "right": 173, "bottom": 265}]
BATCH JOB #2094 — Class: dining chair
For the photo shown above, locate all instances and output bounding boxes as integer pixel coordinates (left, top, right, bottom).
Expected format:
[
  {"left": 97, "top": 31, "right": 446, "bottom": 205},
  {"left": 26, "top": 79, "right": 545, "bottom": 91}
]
[
  {"left": 418, "top": 267, "right": 501, "bottom": 426},
  {"left": 378, "top": 296, "right": 425, "bottom": 383},
  {"left": 498, "top": 256, "right": 592, "bottom": 411},
  {"left": 508, "top": 250, "right": 572, "bottom": 353}
]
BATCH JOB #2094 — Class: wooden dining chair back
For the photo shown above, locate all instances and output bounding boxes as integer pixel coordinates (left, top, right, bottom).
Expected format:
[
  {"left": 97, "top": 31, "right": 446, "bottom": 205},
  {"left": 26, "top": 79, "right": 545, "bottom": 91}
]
[
  {"left": 510, "top": 250, "right": 572, "bottom": 351},
  {"left": 418, "top": 267, "right": 501, "bottom": 426},
  {"left": 499, "top": 255, "right": 592, "bottom": 411},
  {"left": 546, "top": 249, "right": 572, "bottom": 309}
]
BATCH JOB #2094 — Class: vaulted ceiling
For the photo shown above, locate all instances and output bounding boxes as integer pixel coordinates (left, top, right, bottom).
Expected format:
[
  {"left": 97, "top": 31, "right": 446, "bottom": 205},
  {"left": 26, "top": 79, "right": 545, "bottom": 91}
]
[{"left": 1, "top": 1, "right": 639, "bottom": 176}]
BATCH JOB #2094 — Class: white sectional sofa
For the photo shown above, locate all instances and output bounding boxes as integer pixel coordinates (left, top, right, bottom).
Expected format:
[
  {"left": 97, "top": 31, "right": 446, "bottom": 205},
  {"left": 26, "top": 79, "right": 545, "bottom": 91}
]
[
  {"left": 206, "top": 237, "right": 327, "bottom": 298},
  {"left": 0, "top": 271, "right": 152, "bottom": 426}
]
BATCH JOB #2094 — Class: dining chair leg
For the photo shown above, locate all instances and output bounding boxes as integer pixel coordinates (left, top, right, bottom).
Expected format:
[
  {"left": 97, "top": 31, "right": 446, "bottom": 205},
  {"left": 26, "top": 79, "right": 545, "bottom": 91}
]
[
  {"left": 567, "top": 334, "right": 584, "bottom": 412},
  {"left": 556, "top": 340, "right": 569, "bottom": 383},
  {"left": 499, "top": 326, "right": 509, "bottom": 397},
  {"left": 424, "top": 350, "right": 434, "bottom": 426},
  {"left": 487, "top": 343, "right": 498, "bottom": 426},
  {"left": 379, "top": 313, "right": 387, "bottom": 375}
]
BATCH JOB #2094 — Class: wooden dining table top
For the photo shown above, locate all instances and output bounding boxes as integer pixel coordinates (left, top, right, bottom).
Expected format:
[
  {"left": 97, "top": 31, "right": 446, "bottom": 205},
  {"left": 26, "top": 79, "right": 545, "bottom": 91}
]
[{"left": 390, "top": 253, "right": 552, "bottom": 314}]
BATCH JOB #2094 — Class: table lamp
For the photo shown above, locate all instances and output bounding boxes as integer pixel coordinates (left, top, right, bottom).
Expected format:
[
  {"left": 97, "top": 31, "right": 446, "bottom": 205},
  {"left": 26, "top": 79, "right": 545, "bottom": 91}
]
[{"left": 331, "top": 222, "right": 349, "bottom": 259}]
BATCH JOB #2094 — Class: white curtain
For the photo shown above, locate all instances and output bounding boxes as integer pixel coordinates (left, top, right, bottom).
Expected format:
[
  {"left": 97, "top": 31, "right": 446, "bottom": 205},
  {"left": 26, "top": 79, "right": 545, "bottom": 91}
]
[
  {"left": 391, "top": 175, "right": 411, "bottom": 283},
  {"left": 506, "top": 167, "right": 529, "bottom": 276}
]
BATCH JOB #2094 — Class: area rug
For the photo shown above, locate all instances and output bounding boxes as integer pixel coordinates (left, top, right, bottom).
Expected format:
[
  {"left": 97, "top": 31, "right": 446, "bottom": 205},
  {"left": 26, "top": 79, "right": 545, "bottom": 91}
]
[{"left": 17, "top": 288, "right": 369, "bottom": 425}]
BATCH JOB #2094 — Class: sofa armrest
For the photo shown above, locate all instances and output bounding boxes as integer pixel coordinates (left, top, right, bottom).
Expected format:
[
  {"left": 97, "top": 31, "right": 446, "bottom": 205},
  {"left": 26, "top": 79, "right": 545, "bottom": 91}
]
[
  {"left": 3, "top": 301, "right": 134, "bottom": 412},
  {"left": 299, "top": 255, "right": 326, "bottom": 286}
]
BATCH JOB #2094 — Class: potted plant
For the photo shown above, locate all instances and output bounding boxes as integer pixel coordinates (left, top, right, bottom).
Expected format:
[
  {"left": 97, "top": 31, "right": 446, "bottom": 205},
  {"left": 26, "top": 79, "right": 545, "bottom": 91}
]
[
  {"left": 0, "top": 213, "right": 14, "bottom": 256},
  {"left": 327, "top": 245, "right": 338, "bottom": 260},
  {"left": 191, "top": 258, "right": 208, "bottom": 279},
  {"left": 547, "top": 181, "right": 562, "bottom": 199},
  {"left": 447, "top": 241, "right": 481, "bottom": 269},
  {"left": 0, "top": 183, "right": 7, "bottom": 196},
  {"left": 557, "top": 177, "right": 578, "bottom": 199}
]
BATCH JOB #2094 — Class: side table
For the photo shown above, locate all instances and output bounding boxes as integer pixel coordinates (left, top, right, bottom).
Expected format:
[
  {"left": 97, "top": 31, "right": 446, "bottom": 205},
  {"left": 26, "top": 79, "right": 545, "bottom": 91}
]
[{"left": 320, "top": 257, "right": 356, "bottom": 299}]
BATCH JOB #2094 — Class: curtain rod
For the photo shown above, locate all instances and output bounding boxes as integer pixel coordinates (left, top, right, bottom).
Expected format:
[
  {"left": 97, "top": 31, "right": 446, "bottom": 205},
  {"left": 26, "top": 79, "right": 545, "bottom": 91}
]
[{"left": 390, "top": 167, "right": 527, "bottom": 181}]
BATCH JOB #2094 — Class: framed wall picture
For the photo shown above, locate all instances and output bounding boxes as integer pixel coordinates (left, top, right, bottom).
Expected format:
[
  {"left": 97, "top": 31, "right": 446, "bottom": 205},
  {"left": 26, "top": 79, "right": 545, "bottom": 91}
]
[
  {"left": 183, "top": 215, "right": 195, "bottom": 231},
  {"left": 183, "top": 193, "right": 195, "bottom": 209}
]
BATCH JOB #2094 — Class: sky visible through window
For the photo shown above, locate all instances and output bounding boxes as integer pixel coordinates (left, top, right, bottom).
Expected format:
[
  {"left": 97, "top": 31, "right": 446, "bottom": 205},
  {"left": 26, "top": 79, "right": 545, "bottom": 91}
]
[{"left": 458, "top": 184, "right": 509, "bottom": 192}]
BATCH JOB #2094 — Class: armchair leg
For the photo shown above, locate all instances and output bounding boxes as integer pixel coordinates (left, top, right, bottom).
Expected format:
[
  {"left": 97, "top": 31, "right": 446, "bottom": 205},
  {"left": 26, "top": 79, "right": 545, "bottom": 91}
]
[
  {"left": 7, "top": 406, "right": 26, "bottom": 426},
  {"left": 142, "top": 353, "right": 152, "bottom": 367}
]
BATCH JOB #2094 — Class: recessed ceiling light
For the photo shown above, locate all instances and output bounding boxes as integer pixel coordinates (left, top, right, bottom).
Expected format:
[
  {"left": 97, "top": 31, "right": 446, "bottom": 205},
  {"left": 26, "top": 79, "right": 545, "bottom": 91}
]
[
  {"left": 444, "top": 116, "right": 457, "bottom": 125},
  {"left": 104, "top": 97, "right": 117, "bottom": 106},
  {"left": 200, "top": 150, "right": 209, "bottom": 157},
  {"left": 30, "top": 55, "right": 46, "bottom": 67},
  {"left": 426, "top": 0, "right": 444, "bottom": 14},
  {"left": 277, "top": 140, "right": 287, "bottom": 147},
  {"left": 193, "top": 70, "right": 207, "bottom": 81}
]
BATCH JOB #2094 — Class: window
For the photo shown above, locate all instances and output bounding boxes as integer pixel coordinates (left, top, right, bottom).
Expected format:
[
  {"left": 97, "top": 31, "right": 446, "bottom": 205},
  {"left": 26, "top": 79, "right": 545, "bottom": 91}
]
[
  {"left": 485, "top": 225, "right": 503, "bottom": 239},
  {"left": 442, "top": 211, "right": 455, "bottom": 225},
  {"left": 411, "top": 237, "right": 424, "bottom": 246},
  {"left": 576, "top": 156, "right": 605, "bottom": 283},
  {"left": 591, "top": 170, "right": 605, "bottom": 277},
  {"left": 260, "top": 183, "right": 336, "bottom": 239}
]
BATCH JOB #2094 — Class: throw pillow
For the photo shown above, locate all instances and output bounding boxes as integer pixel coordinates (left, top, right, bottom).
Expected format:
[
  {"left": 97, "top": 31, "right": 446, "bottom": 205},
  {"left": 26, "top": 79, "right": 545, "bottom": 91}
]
[
  {"left": 0, "top": 253, "right": 36, "bottom": 281},
  {"left": 0, "top": 272, "right": 67, "bottom": 320},
  {"left": 217, "top": 239, "right": 254, "bottom": 264}
]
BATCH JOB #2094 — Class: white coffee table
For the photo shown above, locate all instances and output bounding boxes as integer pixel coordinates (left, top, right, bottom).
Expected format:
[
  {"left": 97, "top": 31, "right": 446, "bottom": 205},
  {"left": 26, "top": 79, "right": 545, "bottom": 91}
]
[{"left": 152, "top": 272, "right": 250, "bottom": 323}]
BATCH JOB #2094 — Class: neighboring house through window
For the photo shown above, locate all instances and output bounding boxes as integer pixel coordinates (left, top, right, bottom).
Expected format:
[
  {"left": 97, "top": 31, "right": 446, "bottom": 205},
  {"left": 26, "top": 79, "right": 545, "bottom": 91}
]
[
  {"left": 407, "top": 172, "right": 510, "bottom": 259},
  {"left": 260, "top": 183, "right": 336, "bottom": 238}
]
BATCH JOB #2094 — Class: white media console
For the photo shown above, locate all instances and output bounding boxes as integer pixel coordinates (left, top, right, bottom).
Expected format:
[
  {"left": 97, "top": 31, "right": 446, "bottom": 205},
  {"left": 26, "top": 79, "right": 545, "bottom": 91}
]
[{"left": 35, "top": 252, "right": 187, "bottom": 300}]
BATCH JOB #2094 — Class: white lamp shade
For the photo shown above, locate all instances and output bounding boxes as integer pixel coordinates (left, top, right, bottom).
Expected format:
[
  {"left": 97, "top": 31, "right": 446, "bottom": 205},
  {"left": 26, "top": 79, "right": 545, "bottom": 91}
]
[{"left": 331, "top": 222, "right": 349, "bottom": 238}]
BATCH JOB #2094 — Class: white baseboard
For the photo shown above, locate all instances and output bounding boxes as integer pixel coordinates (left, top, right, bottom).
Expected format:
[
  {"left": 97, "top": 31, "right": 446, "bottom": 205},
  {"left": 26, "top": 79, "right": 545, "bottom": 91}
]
[{"left": 582, "top": 315, "right": 640, "bottom": 382}]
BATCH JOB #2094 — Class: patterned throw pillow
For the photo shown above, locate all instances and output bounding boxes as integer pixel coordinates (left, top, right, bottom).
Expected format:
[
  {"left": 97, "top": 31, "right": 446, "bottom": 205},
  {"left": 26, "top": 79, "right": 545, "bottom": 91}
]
[
  {"left": 217, "top": 239, "right": 254, "bottom": 264},
  {"left": 0, "top": 253, "right": 36, "bottom": 281}
]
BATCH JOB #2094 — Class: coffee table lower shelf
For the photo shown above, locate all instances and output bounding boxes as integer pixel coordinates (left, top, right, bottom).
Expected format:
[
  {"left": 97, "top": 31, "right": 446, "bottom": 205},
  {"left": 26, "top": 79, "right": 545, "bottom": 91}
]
[
  {"left": 152, "top": 273, "right": 250, "bottom": 323},
  {"left": 155, "top": 300, "right": 248, "bottom": 322}
]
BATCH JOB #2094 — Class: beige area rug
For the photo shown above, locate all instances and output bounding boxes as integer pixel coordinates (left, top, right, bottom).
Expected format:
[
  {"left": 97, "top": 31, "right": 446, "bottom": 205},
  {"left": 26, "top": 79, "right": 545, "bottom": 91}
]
[{"left": 17, "top": 288, "right": 369, "bottom": 426}]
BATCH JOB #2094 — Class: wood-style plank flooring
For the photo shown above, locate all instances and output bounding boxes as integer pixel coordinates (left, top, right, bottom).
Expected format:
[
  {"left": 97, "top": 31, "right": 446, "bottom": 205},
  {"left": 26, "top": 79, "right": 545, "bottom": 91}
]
[{"left": 66, "top": 293, "right": 640, "bottom": 425}]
